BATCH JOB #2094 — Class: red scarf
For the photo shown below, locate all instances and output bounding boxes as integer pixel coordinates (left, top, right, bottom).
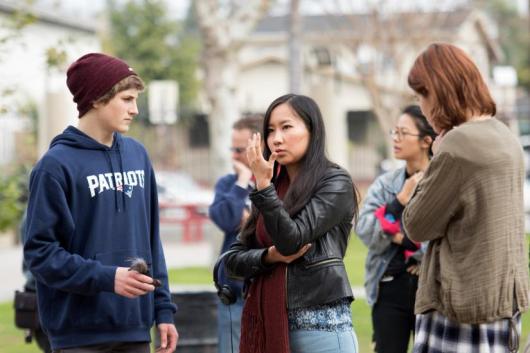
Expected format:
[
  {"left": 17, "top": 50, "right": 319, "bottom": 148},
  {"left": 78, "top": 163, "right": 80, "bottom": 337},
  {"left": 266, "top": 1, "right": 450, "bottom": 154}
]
[{"left": 240, "top": 177, "right": 290, "bottom": 353}]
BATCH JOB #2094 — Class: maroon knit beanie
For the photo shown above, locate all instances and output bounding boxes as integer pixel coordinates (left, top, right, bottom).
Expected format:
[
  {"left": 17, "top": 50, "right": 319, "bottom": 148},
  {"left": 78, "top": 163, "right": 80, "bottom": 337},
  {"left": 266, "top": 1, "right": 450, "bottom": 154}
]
[{"left": 66, "top": 53, "right": 138, "bottom": 118}]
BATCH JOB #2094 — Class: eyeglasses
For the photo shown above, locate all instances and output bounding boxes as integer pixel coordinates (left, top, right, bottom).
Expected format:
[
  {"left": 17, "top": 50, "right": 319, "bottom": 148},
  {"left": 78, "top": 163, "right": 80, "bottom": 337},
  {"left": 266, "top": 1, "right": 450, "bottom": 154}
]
[
  {"left": 230, "top": 147, "right": 246, "bottom": 154},
  {"left": 389, "top": 129, "right": 421, "bottom": 140}
]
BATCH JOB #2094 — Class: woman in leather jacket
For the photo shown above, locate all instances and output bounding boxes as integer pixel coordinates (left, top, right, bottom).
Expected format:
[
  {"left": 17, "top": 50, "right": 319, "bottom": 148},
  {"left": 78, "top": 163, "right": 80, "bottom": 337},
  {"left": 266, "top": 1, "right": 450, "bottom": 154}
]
[
  {"left": 356, "top": 105, "right": 436, "bottom": 353},
  {"left": 225, "top": 94, "right": 359, "bottom": 353}
]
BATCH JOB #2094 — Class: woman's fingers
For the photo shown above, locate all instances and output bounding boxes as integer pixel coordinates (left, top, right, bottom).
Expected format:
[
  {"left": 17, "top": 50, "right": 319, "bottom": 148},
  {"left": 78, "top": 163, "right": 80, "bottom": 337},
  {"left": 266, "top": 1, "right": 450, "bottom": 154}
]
[
  {"left": 255, "top": 132, "right": 263, "bottom": 157},
  {"left": 298, "top": 243, "right": 312, "bottom": 256},
  {"left": 247, "top": 132, "right": 277, "bottom": 167},
  {"left": 269, "top": 152, "right": 277, "bottom": 167},
  {"left": 247, "top": 133, "right": 261, "bottom": 163},
  {"left": 286, "top": 244, "right": 312, "bottom": 263},
  {"left": 246, "top": 135, "right": 258, "bottom": 165}
]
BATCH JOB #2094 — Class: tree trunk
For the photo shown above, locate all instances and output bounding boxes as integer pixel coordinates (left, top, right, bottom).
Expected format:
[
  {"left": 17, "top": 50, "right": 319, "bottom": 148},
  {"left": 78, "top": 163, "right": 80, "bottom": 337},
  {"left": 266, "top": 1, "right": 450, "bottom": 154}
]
[
  {"left": 203, "top": 52, "right": 239, "bottom": 178},
  {"left": 195, "top": 0, "right": 270, "bottom": 181},
  {"left": 289, "top": 0, "right": 302, "bottom": 94}
]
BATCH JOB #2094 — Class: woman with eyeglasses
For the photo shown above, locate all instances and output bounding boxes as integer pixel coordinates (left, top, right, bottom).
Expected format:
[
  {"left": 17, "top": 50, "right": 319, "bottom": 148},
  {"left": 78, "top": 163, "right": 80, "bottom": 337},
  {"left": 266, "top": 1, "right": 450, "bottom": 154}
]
[{"left": 356, "top": 105, "right": 437, "bottom": 353}]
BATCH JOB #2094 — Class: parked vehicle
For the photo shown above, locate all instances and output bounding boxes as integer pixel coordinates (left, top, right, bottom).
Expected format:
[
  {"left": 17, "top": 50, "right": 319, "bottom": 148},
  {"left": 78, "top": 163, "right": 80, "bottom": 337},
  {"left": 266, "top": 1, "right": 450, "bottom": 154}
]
[{"left": 156, "top": 171, "right": 214, "bottom": 242}]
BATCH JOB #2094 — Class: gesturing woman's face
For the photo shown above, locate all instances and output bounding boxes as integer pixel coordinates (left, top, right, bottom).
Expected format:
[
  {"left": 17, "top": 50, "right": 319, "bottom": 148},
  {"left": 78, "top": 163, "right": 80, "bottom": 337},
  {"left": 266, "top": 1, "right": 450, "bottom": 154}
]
[{"left": 267, "top": 103, "right": 310, "bottom": 169}]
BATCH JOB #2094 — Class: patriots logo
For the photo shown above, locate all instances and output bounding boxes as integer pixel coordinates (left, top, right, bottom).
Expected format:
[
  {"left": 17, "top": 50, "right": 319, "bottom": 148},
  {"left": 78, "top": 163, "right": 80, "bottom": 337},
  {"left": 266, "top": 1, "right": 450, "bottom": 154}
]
[
  {"left": 124, "top": 185, "right": 134, "bottom": 198},
  {"left": 116, "top": 183, "right": 134, "bottom": 198}
]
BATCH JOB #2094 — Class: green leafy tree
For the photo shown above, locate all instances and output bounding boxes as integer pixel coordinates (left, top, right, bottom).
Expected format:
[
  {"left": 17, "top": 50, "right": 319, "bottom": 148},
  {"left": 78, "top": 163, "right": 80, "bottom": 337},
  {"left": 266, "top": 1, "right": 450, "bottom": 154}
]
[
  {"left": 476, "top": 0, "right": 530, "bottom": 91},
  {"left": 0, "top": 169, "right": 27, "bottom": 232},
  {"left": 105, "top": 0, "right": 200, "bottom": 119}
]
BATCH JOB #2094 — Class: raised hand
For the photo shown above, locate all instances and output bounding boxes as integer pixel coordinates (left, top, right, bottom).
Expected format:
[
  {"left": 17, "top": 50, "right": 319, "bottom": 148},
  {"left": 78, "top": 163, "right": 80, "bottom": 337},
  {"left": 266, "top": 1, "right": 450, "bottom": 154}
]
[
  {"left": 432, "top": 129, "right": 447, "bottom": 155},
  {"left": 233, "top": 159, "right": 253, "bottom": 188},
  {"left": 246, "top": 132, "right": 277, "bottom": 190},
  {"left": 397, "top": 171, "right": 424, "bottom": 205},
  {"left": 391, "top": 232, "right": 405, "bottom": 245}
]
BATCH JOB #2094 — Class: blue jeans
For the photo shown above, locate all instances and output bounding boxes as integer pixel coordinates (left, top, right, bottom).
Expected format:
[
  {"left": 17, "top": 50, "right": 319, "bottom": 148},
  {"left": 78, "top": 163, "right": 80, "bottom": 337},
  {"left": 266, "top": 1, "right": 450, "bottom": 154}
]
[
  {"left": 217, "top": 296, "right": 244, "bottom": 353},
  {"left": 289, "top": 329, "right": 359, "bottom": 353}
]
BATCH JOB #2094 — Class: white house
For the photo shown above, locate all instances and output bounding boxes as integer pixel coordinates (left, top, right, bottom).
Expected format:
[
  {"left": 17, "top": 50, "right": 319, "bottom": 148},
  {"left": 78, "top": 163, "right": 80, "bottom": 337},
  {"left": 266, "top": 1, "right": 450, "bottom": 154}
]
[{"left": 0, "top": 0, "right": 100, "bottom": 166}]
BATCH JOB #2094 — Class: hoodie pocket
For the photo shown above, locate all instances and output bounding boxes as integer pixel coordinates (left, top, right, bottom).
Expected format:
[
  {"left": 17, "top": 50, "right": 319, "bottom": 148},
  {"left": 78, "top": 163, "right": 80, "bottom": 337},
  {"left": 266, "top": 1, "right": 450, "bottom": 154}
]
[{"left": 71, "top": 249, "right": 154, "bottom": 329}]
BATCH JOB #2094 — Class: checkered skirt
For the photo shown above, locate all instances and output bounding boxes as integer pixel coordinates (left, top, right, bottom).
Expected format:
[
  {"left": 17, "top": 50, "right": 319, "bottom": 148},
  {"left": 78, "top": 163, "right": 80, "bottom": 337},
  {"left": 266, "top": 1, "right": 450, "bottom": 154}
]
[{"left": 413, "top": 311, "right": 521, "bottom": 353}]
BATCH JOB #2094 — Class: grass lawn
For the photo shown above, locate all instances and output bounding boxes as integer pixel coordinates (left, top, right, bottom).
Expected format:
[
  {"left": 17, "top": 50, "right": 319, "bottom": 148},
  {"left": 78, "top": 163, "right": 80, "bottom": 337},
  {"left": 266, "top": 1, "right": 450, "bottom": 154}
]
[
  {"left": 0, "top": 301, "right": 41, "bottom": 353},
  {"left": 167, "top": 234, "right": 530, "bottom": 352},
  {"left": 167, "top": 266, "right": 212, "bottom": 284},
  {"left": 2, "top": 234, "right": 529, "bottom": 353}
]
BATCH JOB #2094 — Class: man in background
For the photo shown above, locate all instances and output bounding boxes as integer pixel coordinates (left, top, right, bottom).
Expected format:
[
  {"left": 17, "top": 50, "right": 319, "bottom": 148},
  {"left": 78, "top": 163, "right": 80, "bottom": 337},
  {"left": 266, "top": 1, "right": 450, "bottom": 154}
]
[{"left": 209, "top": 115, "right": 263, "bottom": 353}]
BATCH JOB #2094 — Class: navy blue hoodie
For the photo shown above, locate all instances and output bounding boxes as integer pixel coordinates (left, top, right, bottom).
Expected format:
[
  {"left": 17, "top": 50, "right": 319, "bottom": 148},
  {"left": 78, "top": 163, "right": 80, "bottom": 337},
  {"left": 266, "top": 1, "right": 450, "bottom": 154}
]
[{"left": 24, "top": 126, "right": 176, "bottom": 349}]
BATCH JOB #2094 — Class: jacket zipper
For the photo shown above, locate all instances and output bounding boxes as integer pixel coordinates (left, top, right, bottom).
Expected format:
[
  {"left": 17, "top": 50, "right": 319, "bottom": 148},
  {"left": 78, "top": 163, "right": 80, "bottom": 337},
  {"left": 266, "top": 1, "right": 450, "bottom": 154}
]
[{"left": 304, "top": 258, "right": 342, "bottom": 269}]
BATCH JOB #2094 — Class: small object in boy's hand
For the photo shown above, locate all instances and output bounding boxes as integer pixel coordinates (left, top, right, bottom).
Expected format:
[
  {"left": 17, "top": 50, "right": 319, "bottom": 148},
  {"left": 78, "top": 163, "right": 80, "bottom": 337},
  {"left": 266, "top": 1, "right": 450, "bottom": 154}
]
[{"left": 128, "top": 257, "right": 162, "bottom": 287}]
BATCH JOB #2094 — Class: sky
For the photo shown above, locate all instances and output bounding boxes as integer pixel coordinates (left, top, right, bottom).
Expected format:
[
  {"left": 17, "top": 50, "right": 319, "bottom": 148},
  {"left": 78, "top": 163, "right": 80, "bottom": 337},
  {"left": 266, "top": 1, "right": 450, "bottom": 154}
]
[
  {"left": 22, "top": 0, "right": 530, "bottom": 21},
  {"left": 28, "top": 0, "right": 191, "bottom": 21}
]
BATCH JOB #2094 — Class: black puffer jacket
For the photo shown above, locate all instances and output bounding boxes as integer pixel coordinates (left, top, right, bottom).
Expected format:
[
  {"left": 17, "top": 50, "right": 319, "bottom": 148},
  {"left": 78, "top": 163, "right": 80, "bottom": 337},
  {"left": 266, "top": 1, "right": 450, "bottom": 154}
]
[{"left": 225, "top": 165, "right": 355, "bottom": 309}]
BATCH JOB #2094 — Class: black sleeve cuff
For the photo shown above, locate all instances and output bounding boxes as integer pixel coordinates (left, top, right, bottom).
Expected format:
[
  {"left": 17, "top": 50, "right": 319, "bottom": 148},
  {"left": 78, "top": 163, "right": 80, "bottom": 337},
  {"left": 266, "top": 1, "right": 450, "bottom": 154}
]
[{"left": 386, "top": 197, "right": 405, "bottom": 219}]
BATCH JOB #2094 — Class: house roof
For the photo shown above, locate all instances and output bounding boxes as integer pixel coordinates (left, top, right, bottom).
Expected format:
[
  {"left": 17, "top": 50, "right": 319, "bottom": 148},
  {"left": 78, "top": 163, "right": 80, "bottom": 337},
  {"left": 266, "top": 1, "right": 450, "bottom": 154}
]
[
  {"left": 0, "top": 0, "right": 96, "bottom": 34},
  {"left": 255, "top": 9, "right": 474, "bottom": 34},
  {"left": 253, "top": 8, "right": 502, "bottom": 62}
]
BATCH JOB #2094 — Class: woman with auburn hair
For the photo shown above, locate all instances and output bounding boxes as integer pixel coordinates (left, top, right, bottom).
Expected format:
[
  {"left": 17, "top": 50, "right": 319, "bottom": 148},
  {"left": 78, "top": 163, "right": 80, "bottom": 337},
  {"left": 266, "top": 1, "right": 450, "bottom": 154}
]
[{"left": 404, "top": 42, "right": 529, "bottom": 353}]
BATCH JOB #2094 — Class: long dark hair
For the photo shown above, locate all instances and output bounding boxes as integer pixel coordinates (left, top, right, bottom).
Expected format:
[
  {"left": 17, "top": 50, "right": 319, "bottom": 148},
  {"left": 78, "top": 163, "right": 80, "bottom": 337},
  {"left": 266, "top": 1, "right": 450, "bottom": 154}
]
[
  {"left": 240, "top": 94, "right": 358, "bottom": 244},
  {"left": 402, "top": 105, "right": 437, "bottom": 157}
]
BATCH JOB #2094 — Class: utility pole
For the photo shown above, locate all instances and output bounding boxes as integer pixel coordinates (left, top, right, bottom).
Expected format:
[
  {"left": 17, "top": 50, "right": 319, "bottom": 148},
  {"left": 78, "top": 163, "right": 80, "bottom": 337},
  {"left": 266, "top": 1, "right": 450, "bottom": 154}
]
[{"left": 288, "top": 0, "right": 302, "bottom": 94}]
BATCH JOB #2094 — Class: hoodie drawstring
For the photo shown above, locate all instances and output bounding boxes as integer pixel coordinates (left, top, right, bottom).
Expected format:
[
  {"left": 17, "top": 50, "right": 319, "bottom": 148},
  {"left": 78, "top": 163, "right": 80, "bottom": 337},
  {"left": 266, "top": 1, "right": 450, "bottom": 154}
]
[
  {"left": 117, "top": 141, "right": 126, "bottom": 212},
  {"left": 104, "top": 150, "right": 121, "bottom": 212}
]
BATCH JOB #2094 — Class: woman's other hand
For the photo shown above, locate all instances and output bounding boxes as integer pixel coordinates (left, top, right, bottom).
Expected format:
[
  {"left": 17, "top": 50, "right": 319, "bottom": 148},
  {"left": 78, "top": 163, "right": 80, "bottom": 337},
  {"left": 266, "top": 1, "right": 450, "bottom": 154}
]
[
  {"left": 264, "top": 244, "right": 311, "bottom": 264},
  {"left": 406, "top": 264, "right": 420, "bottom": 276}
]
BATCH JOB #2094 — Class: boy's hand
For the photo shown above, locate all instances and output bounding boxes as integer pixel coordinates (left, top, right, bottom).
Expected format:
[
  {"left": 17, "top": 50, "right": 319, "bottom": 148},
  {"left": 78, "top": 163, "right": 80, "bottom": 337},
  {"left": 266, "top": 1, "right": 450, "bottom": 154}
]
[
  {"left": 114, "top": 267, "right": 155, "bottom": 298},
  {"left": 156, "top": 323, "right": 179, "bottom": 353}
]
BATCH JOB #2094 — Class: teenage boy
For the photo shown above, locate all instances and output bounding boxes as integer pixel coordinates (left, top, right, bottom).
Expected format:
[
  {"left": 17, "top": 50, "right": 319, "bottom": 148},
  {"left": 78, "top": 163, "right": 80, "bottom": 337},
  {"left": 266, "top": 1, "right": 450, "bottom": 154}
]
[
  {"left": 209, "top": 116, "right": 262, "bottom": 353},
  {"left": 23, "top": 53, "right": 178, "bottom": 353}
]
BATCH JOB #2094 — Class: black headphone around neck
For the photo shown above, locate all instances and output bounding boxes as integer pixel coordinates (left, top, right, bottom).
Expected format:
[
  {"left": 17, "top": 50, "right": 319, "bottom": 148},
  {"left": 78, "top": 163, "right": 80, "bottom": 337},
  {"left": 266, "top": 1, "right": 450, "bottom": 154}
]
[{"left": 213, "top": 251, "right": 237, "bottom": 305}]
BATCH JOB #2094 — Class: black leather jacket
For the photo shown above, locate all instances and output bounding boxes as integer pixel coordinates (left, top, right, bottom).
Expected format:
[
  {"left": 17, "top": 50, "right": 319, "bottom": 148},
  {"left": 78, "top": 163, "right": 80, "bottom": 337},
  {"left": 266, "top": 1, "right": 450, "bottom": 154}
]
[{"left": 225, "top": 165, "right": 355, "bottom": 309}]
